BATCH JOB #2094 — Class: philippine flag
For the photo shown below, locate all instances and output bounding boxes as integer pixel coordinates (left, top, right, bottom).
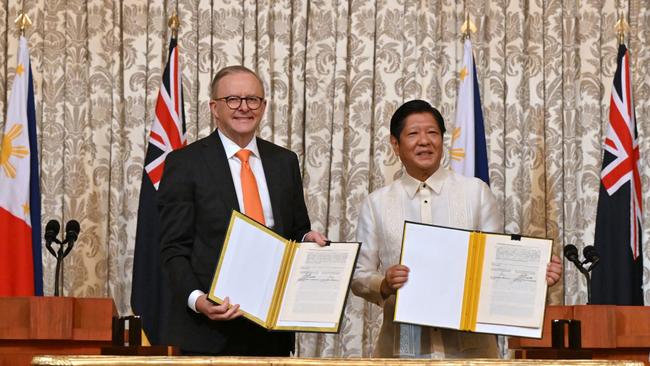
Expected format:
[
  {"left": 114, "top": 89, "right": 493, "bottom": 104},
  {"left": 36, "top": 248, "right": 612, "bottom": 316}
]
[
  {"left": 0, "top": 35, "right": 43, "bottom": 296},
  {"left": 450, "top": 39, "right": 489, "bottom": 185}
]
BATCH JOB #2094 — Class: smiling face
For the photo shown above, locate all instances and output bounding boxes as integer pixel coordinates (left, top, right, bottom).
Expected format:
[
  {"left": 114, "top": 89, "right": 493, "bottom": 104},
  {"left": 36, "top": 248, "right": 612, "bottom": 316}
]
[
  {"left": 390, "top": 112, "right": 443, "bottom": 181},
  {"left": 209, "top": 71, "right": 266, "bottom": 147}
]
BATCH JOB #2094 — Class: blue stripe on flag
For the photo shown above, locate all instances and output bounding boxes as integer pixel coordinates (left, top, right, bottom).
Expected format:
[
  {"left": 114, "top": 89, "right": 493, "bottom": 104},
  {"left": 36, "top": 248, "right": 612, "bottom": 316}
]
[
  {"left": 27, "top": 66, "right": 43, "bottom": 296},
  {"left": 472, "top": 61, "right": 489, "bottom": 185}
]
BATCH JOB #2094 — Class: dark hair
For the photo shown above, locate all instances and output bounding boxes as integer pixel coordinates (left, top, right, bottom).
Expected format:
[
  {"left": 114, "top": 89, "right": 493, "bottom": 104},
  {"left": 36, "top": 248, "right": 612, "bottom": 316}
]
[
  {"left": 389, "top": 99, "right": 446, "bottom": 138},
  {"left": 210, "top": 65, "right": 265, "bottom": 99}
]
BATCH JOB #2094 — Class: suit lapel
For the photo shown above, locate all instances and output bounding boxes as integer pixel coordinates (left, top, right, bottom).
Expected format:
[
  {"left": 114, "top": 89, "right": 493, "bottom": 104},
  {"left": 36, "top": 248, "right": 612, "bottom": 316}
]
[
  {"left": 200, "top": 130, "right": 240, "bottom": 212},
  {"left": 258, "top": 139, "right": 285, "bottom": 234}
]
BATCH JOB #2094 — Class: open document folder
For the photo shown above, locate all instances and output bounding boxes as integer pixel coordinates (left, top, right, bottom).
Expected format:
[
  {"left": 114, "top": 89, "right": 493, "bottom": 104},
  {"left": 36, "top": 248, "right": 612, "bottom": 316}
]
[
  {"left": 208, "top": 211, "right": 361, "bottom": 333},
  {"left": 394, "top": 221, "right": 552, "bottom": 338}
]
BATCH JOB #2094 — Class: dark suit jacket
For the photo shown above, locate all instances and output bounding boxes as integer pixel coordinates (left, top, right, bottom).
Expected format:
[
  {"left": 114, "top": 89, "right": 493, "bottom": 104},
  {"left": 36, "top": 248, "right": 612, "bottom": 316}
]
[{"left": 158, "top": 130, "right": 311, "bottom": 355}]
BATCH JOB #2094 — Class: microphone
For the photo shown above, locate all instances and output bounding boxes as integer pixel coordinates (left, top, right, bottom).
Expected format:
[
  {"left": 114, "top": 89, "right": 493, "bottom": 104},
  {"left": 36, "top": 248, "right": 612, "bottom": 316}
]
[
  {"left": 44, "top": 220, "right": 60, "bottom": 243},
  {"left": 62, "top": 220, "right": 80, "bottom": 257},
  {"left": 64, "top": 220, "right": 81, "bottom": 243},
  {"left": 44, "top": 220, "right": 60, "bottom": 257},
  {"left": 563, "top": 244, "right": 579, "bottom": 263},
  {"left": 583, "top": 245, "right": 599, "bottom": 263},
  {"left": 563, "top": 244, "right": 588, "bottom": 274},
  {"left": 582, "top": 245, "right": 600, "bottom": 272}
]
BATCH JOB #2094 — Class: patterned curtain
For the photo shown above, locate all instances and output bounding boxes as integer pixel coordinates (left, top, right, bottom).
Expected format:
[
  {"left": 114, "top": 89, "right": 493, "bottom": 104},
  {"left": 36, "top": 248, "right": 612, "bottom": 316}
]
[{"left": 0, "top": 0, "right": 649, "bottom": 358}]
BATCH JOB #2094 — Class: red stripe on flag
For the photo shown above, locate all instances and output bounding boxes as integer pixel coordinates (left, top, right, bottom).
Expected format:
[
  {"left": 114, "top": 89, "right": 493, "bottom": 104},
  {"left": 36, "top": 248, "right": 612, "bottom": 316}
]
[
  {"left": 150, "top": 131, "right": 164, "bottom": 145},
  {"left": 608, "top": 96, "right": 634, "bottom": 157},
  {"left": 148, "top": 161, "right": 165, "bottom": 186},
  {"left": 154, "top": 93, "right": 182, "bottom": 149},
  {"left": 624, "top": 55, "right": 632, "bottom": 119},
  {"left": 633, "top": 203, "right": 639, "bottom": 258},
  {"left": 602, "top": 157, "right": 632, "bottom": 190},
  {"left": 633, "top": 150, "right": 642, "bottom": 212},
  {"left": 173, "top": 48, "right": 180, "bottom": 117},
  {"left": 0, "top": 208, "right": 34, "bottom": 295}
]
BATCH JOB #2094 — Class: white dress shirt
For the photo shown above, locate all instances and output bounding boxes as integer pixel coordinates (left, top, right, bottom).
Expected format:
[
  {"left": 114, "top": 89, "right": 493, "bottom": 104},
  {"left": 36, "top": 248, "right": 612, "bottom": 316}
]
[
  {"left": 351, "top": 167, "right": 503, "bottom": 358},
  {"left": 188, "top": 130, "right": 275, "bottom": 312}
]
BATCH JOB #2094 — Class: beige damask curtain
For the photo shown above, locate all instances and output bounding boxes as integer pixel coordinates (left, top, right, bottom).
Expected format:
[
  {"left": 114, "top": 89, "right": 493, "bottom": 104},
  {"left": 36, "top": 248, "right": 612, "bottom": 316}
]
[{"left": 1, "top": 0, "right": 649, "bottom": 358}]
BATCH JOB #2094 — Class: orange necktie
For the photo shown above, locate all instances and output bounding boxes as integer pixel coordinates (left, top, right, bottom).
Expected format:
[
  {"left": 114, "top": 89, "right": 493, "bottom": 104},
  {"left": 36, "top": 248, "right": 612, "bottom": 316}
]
[{"left": 235, "top": 149, "right": 265, "bottom": 225}]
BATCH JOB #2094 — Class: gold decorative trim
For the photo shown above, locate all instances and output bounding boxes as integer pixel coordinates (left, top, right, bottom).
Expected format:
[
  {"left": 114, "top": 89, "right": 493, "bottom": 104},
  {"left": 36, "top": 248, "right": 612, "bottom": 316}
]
[{"left": 31, "top": 355, "right": 644, "bottom": 366}]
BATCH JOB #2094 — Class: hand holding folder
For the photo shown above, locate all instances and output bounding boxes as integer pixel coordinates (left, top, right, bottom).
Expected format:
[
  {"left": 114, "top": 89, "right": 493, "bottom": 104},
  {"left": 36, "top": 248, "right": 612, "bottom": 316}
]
[
  {"left": 208, "top": 211, "right": 361, "bottom": 333},
  {"left": 195, "top": 294, "right": 242, "bottom": 321},
  {"left": 394, "top": 221, "right": 552, "bottom": 338}
]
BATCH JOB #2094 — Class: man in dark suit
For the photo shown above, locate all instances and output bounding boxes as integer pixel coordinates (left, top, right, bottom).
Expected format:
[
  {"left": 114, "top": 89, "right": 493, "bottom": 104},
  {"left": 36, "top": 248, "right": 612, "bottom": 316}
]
[{"left": 158, "top": 65, "right": 327, "bottom": 356}]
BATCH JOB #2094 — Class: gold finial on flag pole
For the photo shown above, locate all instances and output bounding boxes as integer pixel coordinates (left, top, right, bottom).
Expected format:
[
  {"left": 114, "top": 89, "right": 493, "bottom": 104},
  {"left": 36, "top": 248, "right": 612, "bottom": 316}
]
[
  {"left": 613, "top": 0, "right": 628, "bottom": 45},
  {"left": 614, "top": 13, "right": 628, "bottom": 45},
  {"left": 460, "top": 10, "right": 476, "bottom": 39},
  {"left": 168, "top": 11, "right": 180, "bottom": 39},
  {"left": 15, "top": 12, "right": 32, "bottom": 36}
]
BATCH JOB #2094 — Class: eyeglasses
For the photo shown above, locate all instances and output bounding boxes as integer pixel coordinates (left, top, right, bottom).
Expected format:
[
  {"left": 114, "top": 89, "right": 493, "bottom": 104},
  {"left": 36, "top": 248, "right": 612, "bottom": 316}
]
[{"left": 214, "top": 96, "right": 265, "bottom": 110}]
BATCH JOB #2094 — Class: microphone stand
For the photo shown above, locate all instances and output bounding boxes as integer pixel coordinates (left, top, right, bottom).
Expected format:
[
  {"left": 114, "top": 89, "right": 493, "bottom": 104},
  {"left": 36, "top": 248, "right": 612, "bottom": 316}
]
[
  {"left": 571, "top": 261, "right": 592, "bottom": 304},
  {"left": 565, "top": 245, "right": 600, "bottom": 304},
  {"left": 54, "top": 241, "right": 66, "bottom": 296},
  {"left": 45, "top": 234, "right": 66, "bottom": 296},
  {"left": 55, "top": 237, "right": 78, "bottom": 296},
  {"left": 583, "top": 258, "right": 599, "bottom": 304}
]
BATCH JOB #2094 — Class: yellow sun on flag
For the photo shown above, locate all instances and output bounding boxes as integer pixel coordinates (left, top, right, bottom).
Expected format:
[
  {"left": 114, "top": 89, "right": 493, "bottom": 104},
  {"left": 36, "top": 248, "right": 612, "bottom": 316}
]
[
  {"left": 22, "top": 202, "right": 30, "bottom": 215},
  {"left": 459, "top": 66, "right": 468, "bottom": 81},
  {"left": 0, "top": 124, "right": 29, "bottom": 178},
  {"left": 16, "top": 63, "right": 25, "bottom": 76},
  {"left": 450, "top": 127, "right": 465, "bottom": 161}
]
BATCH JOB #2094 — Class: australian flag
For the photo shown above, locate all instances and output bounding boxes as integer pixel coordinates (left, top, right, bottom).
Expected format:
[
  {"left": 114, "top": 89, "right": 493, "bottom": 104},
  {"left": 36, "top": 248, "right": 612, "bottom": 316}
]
[
  {"left": 131, "top": 36, "right": 187, "bottom": 343},
  {"left": 591, "top": 43, "right": 643, "bottom": 305}
]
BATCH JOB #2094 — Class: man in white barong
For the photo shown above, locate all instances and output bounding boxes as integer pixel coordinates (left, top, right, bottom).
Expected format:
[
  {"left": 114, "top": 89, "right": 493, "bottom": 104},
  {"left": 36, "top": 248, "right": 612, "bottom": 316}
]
[{"left": 351, "top": 100, "right": 562, "bottom": 358}]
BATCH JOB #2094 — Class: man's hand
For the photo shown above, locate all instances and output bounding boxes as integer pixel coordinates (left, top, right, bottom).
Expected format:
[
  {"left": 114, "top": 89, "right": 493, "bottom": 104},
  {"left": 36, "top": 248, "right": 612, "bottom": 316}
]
[
  {"left": 380, "top": 264, "right": 410, "bottom": 299},
  {"left": 195, "top": 294, "right": 242, "bottom": 321},
  {"left": 303, "top": 230, "right": 328, "bottom": 246},
  {"left": 546, "top": 255, "right": 562, "bottom": 286}
]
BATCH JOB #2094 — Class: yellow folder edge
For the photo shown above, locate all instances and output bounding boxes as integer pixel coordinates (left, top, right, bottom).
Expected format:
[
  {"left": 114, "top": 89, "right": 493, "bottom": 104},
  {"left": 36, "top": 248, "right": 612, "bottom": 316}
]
[
  {"left": 268, "top": 240, "right": 298, "bottom": 329},
  {"left": 459, "top": 232, "right": 486, "bottom": 332},
  {"left": 470, "top": 232, "right": 486, "bottom": 331},
  {"left": 273, "top": 242, "right": 362, "bottom": 333},
  {"left": 393, "top": 222, "right": 409, "bottom": 321},
  {"left": 207, "top": 211, "right": 288, "bottom": 329},
  {"left": 208, "top": 211, "right": 358, "bottom": 333},
  {"left": 459, "top": 232, "right": 475, "bottom": 330}
]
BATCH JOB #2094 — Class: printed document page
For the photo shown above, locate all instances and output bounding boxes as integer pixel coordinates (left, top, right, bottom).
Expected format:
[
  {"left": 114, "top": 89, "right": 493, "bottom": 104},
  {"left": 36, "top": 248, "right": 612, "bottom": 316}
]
[
  {"left": 276, "top": 242, "right": 359, "bottom": 329},
  {"left": 210, "top": 215, "right": 286, "bottom": 323},
  {"left": 394, "top": 222, "right": 471, "bottom": 329},
  {"left": 476, "top": 235, "right": 551, "bottom": 328}
]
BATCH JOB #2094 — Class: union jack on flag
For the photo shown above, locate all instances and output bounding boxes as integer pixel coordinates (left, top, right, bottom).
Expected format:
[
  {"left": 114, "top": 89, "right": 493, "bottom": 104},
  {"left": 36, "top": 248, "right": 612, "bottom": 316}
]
[
  {"left": 600, "top": 44, "right": 642, "bottom": 259},
  {"left": 592, "top": 43, "right": 643, "bottom": 305},
  {"left": 145, "top": 37, "right": 187, "bottom": 189}
]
